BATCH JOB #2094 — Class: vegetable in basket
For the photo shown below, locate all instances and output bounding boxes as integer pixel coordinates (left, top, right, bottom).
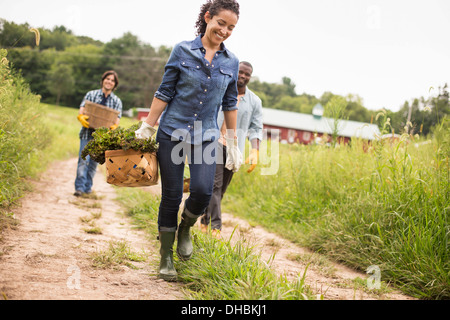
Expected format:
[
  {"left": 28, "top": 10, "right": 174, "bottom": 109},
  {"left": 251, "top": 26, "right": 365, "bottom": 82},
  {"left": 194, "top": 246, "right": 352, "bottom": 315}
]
[{"left": 81, "top": 122, "right": 159, "bottom": 165}]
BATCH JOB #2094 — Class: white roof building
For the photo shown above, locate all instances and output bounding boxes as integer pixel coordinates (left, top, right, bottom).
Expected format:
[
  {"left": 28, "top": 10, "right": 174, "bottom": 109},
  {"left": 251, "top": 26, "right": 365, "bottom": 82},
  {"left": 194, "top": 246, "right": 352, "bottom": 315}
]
[{"left": 262, "top": 105, "right": 381, "bottom": 141}]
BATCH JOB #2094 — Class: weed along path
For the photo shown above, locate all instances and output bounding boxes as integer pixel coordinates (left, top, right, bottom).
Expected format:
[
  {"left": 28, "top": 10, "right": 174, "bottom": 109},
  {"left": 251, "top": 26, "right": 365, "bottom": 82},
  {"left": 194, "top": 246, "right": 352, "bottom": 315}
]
[
  {"left": 216, "top": 214, "right": 414, "bottom": 300},
  {"left": 0, "top": 157, "right": 413, "bottom": 300},
  {"left": 0, "top": 157, "right": 182, "bottom": 300}
]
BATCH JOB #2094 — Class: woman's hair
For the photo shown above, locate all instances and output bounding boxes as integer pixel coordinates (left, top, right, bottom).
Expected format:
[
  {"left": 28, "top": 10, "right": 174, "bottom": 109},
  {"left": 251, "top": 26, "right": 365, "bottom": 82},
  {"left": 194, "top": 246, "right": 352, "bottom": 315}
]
[
  {"left": 195, "top": 0, "right": 240, "bottom": 36},
  {"left": 101, "top": 70, "right": 119, "bottom": 90}
]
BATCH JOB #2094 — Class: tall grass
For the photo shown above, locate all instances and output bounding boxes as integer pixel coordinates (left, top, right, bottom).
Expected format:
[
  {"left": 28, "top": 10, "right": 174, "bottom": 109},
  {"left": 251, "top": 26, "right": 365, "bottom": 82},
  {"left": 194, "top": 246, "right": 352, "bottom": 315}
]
[
  {"left": 0, "top": 49, "right": 50, "bottom": 208},
  {"left": 224, "top": 125, "right": 449, "bottom": 299}
]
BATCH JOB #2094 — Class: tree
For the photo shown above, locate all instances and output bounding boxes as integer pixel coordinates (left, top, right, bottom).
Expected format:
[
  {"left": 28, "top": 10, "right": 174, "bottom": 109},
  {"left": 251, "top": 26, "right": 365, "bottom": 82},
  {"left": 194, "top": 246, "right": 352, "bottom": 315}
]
[
  {"left": 57, "top": 44, "right": 104, "bottom": 106},
  {"left": 6, "top": 47, "right": 54, "bottom": 99},
  {"left": 46, "top": 63, "right": 75, "bottom": 105},
  {"left": 282, "top": 77, "right": 296, "bottom": 97},
  {"left": 0, "top": 19, "right": 35, "bottom": 48},
  {"left": 430, "top": 84, "right": 450, "bottom": 132},
  {"left": 112, "top": 43, "right": 168, "bottom": 108},
  {"left": 272, "top": 95, "right": 315, "bottom": 114},
  {"left": 389, "top": 84, "right": 449, "bottom": 136}
]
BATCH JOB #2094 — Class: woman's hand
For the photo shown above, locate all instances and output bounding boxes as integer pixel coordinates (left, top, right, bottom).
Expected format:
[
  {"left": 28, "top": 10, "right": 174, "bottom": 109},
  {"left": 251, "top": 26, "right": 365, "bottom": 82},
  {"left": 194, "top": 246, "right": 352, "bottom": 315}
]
[
  {"left": 135, "top": 121, "right": 157, "bottom": 139},
  {"left": 225, "top": 137, "right": 243, "bottom": 172}
]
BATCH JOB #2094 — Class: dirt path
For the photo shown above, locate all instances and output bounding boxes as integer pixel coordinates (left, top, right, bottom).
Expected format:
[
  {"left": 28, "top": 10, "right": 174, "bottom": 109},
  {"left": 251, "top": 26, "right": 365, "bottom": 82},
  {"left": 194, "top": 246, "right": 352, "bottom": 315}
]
[
  {"left": 215, "top": 213, "right": 414, "bottom": 300},
  {"left": 0, "top": 158, "right": 413, "bottom": 300},
  {"left": 0, "top": 158, "right": 182, "bottom": 300}
]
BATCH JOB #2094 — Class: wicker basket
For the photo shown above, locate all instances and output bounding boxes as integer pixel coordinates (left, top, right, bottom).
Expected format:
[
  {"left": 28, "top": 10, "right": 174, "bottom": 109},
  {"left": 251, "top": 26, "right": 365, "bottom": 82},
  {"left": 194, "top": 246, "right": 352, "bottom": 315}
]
[
  {"left": 84, "top": 100, "right": 120, "bottom": 129},
  {"left": 105, "top": 149, "right": 159, "bottom": 187}
]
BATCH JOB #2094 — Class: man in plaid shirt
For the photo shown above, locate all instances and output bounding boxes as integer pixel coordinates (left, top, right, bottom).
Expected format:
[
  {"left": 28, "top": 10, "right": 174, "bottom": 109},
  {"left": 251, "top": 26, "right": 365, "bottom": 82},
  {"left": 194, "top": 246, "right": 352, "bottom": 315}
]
[{"left": 74, "top": 70, "right": 123, "bottom": 197}]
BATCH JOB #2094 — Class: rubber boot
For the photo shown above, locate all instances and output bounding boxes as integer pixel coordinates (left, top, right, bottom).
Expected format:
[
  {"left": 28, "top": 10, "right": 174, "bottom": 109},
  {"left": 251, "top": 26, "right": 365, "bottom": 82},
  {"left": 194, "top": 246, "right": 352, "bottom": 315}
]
[
  {"left": 176, "top": 208, "right": 199, "bottom": 261},
  {"left": 158, "top": 231, "right": 177, "bottom": 281}
]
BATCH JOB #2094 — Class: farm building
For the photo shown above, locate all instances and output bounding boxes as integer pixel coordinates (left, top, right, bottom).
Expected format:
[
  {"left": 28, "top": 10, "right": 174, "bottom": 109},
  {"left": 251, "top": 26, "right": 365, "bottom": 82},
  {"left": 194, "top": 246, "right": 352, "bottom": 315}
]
[
  {"left": 137, "top": 108, "right": 152, "bottom": 122},
  {"left": 135, "top": 104, "right": 381, "bottom": 145},
  {"left": 262, "top": 104, "right": 381, "bottom": 145}
]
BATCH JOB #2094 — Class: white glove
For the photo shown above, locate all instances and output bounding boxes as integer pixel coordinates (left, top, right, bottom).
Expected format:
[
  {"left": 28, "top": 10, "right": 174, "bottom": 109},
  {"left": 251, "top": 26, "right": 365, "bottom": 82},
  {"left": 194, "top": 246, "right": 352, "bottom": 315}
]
[
  {"left": 225, "top": 137, "right": 243, "bottom": 172},
  {"left": 135, "top": 122, "right": 156, "bottom": 139}
]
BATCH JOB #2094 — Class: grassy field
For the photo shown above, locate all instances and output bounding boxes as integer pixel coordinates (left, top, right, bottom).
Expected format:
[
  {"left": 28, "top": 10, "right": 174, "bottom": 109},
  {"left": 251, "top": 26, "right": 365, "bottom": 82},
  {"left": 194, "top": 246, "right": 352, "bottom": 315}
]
[
  {"left": 41, "top": 104, "right": 450, "bottom": 299},
  {"left": 1, "top": 62, "right": 448, "bottom": 299},
  {"left": 223, "top": 123, "right": 449, "bottom": 299}
]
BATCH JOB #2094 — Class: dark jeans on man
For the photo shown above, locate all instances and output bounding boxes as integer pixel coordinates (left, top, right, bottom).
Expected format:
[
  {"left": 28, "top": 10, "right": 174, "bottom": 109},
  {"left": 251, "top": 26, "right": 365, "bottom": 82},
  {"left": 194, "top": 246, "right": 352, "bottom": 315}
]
[
  {"left": 156, "top": 130, "right": 218, "bottom": 232},
  {"left": 201, "top": 143, "right": 234, "bottom": 230},
  {"left": 75, "top": 137, "right": 98, "bottom": 193}
]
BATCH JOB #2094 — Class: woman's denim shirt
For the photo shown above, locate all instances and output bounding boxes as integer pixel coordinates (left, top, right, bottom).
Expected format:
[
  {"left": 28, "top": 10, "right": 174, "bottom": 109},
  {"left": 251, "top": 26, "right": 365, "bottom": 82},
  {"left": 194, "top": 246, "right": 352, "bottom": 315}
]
[{"left": 155, "top": 35, "right": 239, "bottom": 145}]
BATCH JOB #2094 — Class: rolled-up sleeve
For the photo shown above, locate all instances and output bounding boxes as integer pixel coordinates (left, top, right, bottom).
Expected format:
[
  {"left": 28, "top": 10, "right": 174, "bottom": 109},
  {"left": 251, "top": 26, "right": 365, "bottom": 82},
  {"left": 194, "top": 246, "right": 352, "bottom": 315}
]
[
  {"left": 221, "top": 60, "right": 239, "bottom": 112},
  {"left": 155, "top": 45, "right": 180, "bottom": 103}
]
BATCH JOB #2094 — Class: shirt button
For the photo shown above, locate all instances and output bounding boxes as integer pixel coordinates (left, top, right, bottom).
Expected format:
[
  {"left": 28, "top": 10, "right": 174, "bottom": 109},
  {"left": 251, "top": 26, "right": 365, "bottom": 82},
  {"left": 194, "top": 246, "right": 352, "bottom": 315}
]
[
  {"left": 200, "top": 101, "right": 203, "bottom": 104},
  {"left": 196, "top": 66, "right": 200, "bottom": 69},
  {"left": 194, "top": 114, "right": 198, "bottom": 116},
  {"left": 188, "top": 125, "right": 191, "bottom": 128},
  {"left": 204, "top": 89, "right": 207, "bottom": 92},
  {"left": 212, "top": 64, "right": 214, "bottom": 67}
]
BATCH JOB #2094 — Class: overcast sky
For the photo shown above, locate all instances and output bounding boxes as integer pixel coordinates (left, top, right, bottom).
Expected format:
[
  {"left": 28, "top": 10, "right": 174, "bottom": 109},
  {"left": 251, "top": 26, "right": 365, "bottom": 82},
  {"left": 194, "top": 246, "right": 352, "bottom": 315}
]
[{"left": 2, "top": 0, "right": 450, "bottom": 111}]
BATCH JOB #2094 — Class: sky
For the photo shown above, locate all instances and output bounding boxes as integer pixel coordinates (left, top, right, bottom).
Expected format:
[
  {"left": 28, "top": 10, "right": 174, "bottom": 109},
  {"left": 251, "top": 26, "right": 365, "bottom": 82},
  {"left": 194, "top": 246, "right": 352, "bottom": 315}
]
[{"left": 2, "top": 0, "right": 450, "bottom": 112}]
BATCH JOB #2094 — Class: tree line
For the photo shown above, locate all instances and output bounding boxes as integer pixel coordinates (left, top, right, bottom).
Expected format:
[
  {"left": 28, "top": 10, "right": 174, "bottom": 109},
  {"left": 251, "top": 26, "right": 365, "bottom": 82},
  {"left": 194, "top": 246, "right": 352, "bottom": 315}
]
[
  {"left": 1, "top": 18, "right": 448, "bottom": 136},
  {"left": 0, "top": 19, "right": 171, "bottom": 111}
]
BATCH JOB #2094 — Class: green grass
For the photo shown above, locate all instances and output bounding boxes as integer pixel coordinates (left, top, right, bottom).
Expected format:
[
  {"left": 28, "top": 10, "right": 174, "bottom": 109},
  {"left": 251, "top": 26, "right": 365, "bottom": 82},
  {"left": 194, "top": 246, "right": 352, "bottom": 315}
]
[
  {"left": 177, "top": 232, "right": 312, "bottom": 300},
  {"left": 114, "top": 187, "right": 315, "bottom": 300},
  {"left": 91, "top": 240, "right": 147, "bottom": 270},
  {"left": 0, "top": 49, "right": 50, "bottom": 208},
  {"left": 223, "top": 131, "right": 449, "bottom": 299}
]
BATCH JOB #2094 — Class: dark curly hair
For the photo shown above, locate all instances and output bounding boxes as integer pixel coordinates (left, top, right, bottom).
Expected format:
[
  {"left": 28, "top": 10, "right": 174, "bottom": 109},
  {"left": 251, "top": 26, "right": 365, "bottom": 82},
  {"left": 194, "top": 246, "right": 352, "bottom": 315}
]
[{"left": 195, "top": 0, "right": 240, "bottom": 36}]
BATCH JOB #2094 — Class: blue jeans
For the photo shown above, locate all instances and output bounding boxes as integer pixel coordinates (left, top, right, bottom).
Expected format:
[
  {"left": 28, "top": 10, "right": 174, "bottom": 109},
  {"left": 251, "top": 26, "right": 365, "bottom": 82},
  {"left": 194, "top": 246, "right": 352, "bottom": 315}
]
[
  {"left": 74, "top": 138, "right": 98, "bottom": 193},
  {"left": 156, "top": 130, "right": 218, "bottom": 231}
]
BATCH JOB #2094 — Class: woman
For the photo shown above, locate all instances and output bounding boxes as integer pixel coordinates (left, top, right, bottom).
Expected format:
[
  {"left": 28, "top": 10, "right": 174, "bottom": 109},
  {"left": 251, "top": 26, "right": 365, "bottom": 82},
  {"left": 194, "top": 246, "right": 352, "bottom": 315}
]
[{"left": 135, "top": 0, "right": 242, "bottom": 281}]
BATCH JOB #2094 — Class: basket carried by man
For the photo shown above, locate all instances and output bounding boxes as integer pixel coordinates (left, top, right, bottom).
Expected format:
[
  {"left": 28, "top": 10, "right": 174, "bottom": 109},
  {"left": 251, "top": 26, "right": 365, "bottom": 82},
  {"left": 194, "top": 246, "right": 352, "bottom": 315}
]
[{"left": 84, "top": 101, "right": 120, "bottom": 129}]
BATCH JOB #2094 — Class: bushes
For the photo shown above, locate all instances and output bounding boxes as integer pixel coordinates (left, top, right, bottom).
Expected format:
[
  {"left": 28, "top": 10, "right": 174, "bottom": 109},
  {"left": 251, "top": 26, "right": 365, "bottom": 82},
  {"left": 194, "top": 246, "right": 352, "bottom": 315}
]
[{"left": 0, "top": 49, "right": 51, "bottom": 208}]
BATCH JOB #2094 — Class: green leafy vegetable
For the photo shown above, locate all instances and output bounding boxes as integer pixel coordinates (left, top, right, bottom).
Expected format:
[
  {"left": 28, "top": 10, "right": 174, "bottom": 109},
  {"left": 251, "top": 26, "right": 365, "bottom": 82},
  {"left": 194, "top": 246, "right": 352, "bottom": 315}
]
[{"left": 81, "top": 122, "right": 158, "bottom": 164}]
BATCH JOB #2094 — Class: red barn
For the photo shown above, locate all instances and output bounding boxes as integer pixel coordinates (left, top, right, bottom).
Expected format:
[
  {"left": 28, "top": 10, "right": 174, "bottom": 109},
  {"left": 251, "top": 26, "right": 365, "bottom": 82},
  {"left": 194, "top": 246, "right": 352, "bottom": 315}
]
[
  {"left": 262, "top": 104, "right": 380, "bottom": 145},
  {"left": 135, "top": 104, "right": 381, "bottom": 145}
]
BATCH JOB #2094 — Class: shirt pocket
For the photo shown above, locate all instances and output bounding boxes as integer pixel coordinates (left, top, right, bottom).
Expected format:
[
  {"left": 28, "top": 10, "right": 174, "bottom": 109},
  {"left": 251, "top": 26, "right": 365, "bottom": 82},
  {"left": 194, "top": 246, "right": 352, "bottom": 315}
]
[
  {"left": 216, "top": 67, "right": 234, "bottom": 90},
  {"left": 180, "top": 59, "right": 202, "bottom": 86}
]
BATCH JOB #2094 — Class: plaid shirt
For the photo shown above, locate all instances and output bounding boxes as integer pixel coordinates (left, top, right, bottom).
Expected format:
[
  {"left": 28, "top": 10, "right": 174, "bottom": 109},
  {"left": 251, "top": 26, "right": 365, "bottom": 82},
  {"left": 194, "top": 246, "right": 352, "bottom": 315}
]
[{"left": 79, "top": 89, "right": 123, "bottom": 140}]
